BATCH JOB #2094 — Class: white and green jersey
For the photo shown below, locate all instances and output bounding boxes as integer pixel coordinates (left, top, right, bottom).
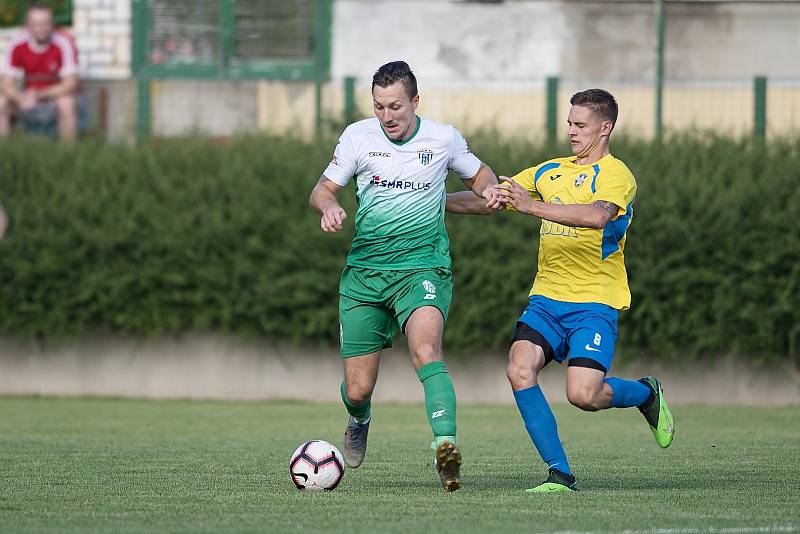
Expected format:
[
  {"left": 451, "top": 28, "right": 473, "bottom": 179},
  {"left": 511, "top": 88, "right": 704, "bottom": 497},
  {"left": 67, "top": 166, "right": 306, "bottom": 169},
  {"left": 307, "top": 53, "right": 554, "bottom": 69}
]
[{"left": 323, "top": 116, "right": 482, "bottom": 270}]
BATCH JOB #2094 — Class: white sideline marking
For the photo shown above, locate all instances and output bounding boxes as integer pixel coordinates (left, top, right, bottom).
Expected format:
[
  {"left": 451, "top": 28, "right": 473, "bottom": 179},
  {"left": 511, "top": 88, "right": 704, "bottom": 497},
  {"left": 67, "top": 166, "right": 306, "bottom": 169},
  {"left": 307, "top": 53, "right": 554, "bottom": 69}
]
[{"left": 546, "top": 526, "right": 797, "bottom": 534}]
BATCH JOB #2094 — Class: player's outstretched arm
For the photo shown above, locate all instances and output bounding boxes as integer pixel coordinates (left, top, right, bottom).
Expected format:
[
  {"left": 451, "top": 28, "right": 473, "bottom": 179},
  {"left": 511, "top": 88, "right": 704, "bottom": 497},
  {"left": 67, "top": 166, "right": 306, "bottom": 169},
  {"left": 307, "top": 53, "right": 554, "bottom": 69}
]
[
  {"left": 309, "top": 175, "right": 347, "bottom": 233},
  {"left": 446, "top": 161, "right": 505, "bottom": 214},
  {"left": 463, "top": 162, "right": 504, "bottom": 211},
  {"left": 498, "top": 178, "right": 617, "bottom": 229},
  {"left": 445, "top": 191, "right": 496, "bottom": 215},
  {"left": 463, "top": 162, "right": 498, "bottom": 194}
]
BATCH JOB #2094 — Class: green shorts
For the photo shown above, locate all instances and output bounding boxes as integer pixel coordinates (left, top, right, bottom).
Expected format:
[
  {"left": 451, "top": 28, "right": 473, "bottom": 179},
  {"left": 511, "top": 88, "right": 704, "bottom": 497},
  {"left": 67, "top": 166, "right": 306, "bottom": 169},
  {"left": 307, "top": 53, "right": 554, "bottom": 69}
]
[{"left": 338, "top": 265, "right": 453, "bottom": 358}]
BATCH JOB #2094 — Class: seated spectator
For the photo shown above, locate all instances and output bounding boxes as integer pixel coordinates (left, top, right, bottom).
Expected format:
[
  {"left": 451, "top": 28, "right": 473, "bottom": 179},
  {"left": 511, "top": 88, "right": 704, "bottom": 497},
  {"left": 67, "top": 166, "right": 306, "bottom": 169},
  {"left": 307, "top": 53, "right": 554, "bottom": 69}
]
[{"left": 0, "top": 2, "right": 80, "bottom": 142}]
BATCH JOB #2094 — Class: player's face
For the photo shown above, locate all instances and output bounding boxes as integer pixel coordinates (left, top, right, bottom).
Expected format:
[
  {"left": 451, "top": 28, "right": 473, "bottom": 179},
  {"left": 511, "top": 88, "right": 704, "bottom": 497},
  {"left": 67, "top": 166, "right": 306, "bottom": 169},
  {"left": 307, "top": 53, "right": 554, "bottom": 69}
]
[
  {"left": 567, "top": 105, "right": 612, "bottom": 159},
  {"left": 373, "top": 81, "right": 419, "bottom": 141},
  {"left": 26, "top": 8, "right": 54, "bottom": 45}
]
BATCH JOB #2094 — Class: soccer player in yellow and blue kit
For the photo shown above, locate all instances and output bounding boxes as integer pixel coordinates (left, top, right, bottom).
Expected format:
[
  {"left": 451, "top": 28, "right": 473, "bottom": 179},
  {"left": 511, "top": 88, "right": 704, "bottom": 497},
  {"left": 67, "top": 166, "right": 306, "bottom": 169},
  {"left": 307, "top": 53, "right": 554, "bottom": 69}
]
[{"left": 447, "top": 89, "right": 675, "bottom": 492}]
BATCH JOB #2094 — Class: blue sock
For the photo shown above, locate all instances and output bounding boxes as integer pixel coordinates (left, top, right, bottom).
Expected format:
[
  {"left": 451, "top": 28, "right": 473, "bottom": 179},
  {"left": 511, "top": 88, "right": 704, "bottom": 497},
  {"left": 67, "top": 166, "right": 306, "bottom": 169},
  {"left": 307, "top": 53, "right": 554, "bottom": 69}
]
[
  {"left": 513, "top": 385, "right": 571, "bottom": 475},
  {"left": 605, "top": 377, "right": 651, "bottom": 408}
]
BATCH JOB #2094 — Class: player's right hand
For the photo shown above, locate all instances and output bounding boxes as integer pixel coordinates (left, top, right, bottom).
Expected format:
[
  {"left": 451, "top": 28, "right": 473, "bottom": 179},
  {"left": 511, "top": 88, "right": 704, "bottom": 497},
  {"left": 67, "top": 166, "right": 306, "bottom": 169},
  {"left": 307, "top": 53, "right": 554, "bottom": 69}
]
[
  {"left": 321, "top": 206, "right": 347, "bottom": 233},
  {"left": 483, "top": 185, "right": 505, "bottom": 211}
]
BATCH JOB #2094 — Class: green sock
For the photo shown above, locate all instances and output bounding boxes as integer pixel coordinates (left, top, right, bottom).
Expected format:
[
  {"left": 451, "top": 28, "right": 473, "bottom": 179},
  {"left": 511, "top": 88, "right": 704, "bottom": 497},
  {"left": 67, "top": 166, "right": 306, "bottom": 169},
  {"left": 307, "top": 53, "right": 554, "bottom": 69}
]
[
  {"left": 340, "top": 382, "right": 371, "bottom": 423},
  {"left": 417, "top": 361, "right": 457, "bottom": 442}
]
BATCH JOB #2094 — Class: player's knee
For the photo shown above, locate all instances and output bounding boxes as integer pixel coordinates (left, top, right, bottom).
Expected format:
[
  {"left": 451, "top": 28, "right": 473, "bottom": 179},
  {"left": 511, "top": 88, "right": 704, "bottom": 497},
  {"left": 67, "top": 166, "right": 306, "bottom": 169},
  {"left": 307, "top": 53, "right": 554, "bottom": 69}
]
[
  {"left": 506, "top": 342, "right": 544, "bottom": 387},
  {"left": 345, "top": 389, "right": 370, "bottom": 406},
  {"left": 566, "top": 387, "right": 601, "bottom": 411},
  {"left": 505, "top": 360, "right": 533, "bottom": 387},
  {"left": 344, "top": 383, "right": 372, "bottom": 406},
  {"left": 506, "top": 354, "right": 540, "bottom": 388},
  {"left": 0, "top": 95, "right": 9, "bottom": 115},
  {"left": 410, "top": 342, "right": 441, "bottom": 367}
]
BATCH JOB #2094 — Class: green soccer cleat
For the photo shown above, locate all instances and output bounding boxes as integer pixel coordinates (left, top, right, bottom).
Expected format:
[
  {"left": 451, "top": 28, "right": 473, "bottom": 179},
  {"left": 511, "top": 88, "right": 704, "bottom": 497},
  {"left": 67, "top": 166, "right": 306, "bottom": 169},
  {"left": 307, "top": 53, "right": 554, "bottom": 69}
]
[
  {"left": 434, "top": 440, "right": 462, "bottom": 492},
  {"left": 525, "top": 468, "right": 578, "bottom": 493},
  {"left": 638, "top": 375, "right": 675, "bottom": 448}
]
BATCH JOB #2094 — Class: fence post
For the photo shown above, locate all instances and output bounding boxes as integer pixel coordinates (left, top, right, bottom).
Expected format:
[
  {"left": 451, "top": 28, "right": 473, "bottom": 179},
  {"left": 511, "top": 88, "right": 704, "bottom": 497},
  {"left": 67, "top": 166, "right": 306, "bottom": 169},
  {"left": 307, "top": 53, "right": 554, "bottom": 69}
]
[
  {"left": 655, "top": 0, "right": 666, "bottom": 138},
  {"left": 754, "top": 76, "right": 767, "bottom": 138},
  {"left": 344, "top": 76, "right": 356, "bottom": 125},
  {"left": 314, "top": 77, "right": 323, "bottom": 138},
  {"left": 136, "top": 77, "right": 151, "bottom": 144},
  {"left": 546, "top": 76, "right": 559, "bottom": 143},
  {"left": 132, "top": 0, "right": 151, "bottom": 143}
]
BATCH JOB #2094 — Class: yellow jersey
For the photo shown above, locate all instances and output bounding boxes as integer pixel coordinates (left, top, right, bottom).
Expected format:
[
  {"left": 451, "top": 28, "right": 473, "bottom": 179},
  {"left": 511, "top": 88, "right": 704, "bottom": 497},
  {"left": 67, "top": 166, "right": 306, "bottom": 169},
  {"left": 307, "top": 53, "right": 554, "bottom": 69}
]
[{"left": 510, "top": 153, "right": 637, "bottom": 310}]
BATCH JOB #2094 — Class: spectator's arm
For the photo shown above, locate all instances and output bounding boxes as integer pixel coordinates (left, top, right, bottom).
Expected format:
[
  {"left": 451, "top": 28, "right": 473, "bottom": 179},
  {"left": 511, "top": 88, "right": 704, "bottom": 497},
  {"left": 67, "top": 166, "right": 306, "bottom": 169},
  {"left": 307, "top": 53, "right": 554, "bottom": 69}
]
[
  {"left": 1, "top": 74, "right": 22, "bottom": 104},
  {"left": 2, "top": 38, "right": 26, "bottom": 104},
  {"left": 34, "top": 74, "right": 78, "bottom": 100}
]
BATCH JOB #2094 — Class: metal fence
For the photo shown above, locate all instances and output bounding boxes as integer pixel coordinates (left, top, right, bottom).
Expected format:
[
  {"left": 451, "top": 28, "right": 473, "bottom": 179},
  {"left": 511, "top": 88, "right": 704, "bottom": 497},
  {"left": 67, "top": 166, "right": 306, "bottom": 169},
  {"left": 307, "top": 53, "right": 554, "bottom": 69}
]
[{"left": 332, "top": 75, "right": 798, "bottom": 141}]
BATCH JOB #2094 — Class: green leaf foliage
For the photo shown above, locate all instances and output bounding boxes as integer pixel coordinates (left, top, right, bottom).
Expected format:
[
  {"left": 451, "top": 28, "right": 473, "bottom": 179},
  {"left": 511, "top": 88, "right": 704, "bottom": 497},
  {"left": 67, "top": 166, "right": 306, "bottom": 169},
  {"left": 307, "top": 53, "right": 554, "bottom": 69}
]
[
  {"left": 0, "top": 0, "right": 71, "bottom": 27},
  {"left": 0, "top": 134, "right": 796, "bottom": 363}
]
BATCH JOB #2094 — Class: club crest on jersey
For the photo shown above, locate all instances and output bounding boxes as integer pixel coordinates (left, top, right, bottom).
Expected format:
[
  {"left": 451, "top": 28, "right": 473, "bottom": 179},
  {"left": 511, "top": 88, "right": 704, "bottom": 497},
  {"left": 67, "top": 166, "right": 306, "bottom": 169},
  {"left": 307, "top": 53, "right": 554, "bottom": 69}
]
[
  {"left": 422, "top": 280, "right": 436, "bottom": 300},
  {"left": 418, "top": 148, "right": 434, "bottom": 166},
  {"left": 575, "top": 173, "right": 588, "bottom": 187}
]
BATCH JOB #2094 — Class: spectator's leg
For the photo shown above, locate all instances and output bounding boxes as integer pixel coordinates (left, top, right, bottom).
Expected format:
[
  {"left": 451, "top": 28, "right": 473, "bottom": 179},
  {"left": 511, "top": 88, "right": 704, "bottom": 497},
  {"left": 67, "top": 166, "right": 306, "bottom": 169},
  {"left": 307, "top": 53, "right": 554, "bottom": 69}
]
[
  {"left": 56, "top": 94, "right": 77, "bottom": 142},
  {"left": 0, "top": 94, "right": 12, "bottom": 138}
]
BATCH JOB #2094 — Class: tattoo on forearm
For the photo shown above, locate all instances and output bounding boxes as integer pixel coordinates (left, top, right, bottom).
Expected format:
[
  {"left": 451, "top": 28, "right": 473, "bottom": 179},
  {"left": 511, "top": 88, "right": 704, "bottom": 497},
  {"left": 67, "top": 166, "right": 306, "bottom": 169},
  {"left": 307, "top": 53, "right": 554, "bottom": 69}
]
[{"left": 592, "top": 200, "right": 618, "bottom": 217}]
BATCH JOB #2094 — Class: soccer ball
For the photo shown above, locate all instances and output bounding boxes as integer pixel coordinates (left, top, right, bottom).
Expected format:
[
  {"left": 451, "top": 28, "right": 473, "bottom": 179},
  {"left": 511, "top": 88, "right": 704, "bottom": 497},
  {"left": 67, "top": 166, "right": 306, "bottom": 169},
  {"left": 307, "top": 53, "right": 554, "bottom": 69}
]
[{"left": 289, "top": 440, "right": 345, "bottom": 492}]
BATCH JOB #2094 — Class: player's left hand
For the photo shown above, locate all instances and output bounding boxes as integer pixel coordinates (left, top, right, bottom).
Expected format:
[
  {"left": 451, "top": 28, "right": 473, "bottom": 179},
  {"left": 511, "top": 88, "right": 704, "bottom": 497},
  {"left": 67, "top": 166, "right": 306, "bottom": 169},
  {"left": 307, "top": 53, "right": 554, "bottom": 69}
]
[{"left": 497, "top": 177, "right": 537, "bottom": 215}]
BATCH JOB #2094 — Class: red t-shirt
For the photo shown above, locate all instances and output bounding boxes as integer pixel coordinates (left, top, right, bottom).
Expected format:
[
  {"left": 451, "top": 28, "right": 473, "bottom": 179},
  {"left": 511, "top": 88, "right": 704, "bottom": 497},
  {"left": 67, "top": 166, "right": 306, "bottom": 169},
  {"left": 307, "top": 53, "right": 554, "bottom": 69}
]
[{"left": 3, "top": 29, "right": 79, "bottom": 90}]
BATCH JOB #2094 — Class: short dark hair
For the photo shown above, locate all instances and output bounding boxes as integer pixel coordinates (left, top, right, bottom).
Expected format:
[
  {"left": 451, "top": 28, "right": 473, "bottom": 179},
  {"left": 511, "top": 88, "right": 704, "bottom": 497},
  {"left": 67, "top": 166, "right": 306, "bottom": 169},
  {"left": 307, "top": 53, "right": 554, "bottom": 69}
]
[
  {"left": 26, "top": 2, "right": 54, "bottom": 16},
  {"left": 372, "top": 61, "right": 418, "bottom": 100},
  {"left": 570, "top": 89, "right": 618, "bottom": 126}
]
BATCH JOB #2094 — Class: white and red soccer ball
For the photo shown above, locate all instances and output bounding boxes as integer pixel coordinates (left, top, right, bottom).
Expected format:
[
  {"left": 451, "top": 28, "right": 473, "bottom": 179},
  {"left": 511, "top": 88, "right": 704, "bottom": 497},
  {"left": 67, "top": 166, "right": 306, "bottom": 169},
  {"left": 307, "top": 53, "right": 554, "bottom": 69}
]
[{"left": 289, "top": 440, "right": 345, "bottom": 492}]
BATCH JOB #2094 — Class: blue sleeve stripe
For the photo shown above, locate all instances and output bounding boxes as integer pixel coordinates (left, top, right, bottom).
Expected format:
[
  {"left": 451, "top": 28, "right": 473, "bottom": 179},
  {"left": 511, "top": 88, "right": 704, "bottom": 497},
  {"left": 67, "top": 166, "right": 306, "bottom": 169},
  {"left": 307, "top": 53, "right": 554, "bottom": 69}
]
[
  {"left": 533, "top": 162, "right": 561, "bottom": 188},
  {"left": 590, "top": 164, "right": 601, "bottom": 193},
  {"left": 601, "top": 200, "right": 634, "bottom": 260}
]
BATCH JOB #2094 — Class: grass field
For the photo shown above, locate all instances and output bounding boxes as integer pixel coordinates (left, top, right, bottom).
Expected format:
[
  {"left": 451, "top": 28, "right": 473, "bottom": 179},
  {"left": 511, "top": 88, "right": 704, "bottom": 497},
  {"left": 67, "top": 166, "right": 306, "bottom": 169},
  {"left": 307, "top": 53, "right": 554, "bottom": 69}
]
[{"left": 1, "top": 398, "right": 798, "bottom": 534}]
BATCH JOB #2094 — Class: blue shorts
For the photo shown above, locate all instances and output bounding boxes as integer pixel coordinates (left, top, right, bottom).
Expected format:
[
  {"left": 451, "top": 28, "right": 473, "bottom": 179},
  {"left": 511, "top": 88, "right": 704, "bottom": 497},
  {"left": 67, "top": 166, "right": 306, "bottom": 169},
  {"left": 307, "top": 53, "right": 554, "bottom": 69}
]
[{"left": 514, "top": 295, "right": 618, "bottom": 373}]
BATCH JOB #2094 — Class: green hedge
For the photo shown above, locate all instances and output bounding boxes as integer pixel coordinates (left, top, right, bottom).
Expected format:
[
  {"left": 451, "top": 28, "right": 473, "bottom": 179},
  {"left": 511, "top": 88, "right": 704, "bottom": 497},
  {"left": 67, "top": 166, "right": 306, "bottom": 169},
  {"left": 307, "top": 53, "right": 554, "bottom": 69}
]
[
  {"left": 0, "top": 134, "right": 797, "bottom": 363},
  {"left": 0, "top": 0, "right": 71, "bottom": 27}
]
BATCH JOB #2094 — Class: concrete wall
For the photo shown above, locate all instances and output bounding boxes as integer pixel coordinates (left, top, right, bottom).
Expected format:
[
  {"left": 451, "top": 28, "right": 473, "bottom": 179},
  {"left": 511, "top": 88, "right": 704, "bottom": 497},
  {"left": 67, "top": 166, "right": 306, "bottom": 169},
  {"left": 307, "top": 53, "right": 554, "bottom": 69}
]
[
  {"left": 151, "top": 80, "right": 261, "bottom": 136},
  {"left": 1, "top": 335, "right": 798, "bottom": 406},
  {"left": 82, "top": 79, "right": 137, "bottom": 141},
  {"left": 331, "top": 1, "right": 565, "bottom": 86},
  {"left": 332, "top": 0, "right": 800, "bottom": 83}
]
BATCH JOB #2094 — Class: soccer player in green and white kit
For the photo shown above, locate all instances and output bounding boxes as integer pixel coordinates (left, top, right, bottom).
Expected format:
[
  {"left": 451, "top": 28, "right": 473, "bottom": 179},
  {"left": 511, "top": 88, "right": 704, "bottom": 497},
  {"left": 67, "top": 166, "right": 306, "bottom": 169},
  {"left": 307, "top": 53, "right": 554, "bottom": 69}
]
[{"left": 309, "top": 61, "right": 501, "bottom": 492}]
